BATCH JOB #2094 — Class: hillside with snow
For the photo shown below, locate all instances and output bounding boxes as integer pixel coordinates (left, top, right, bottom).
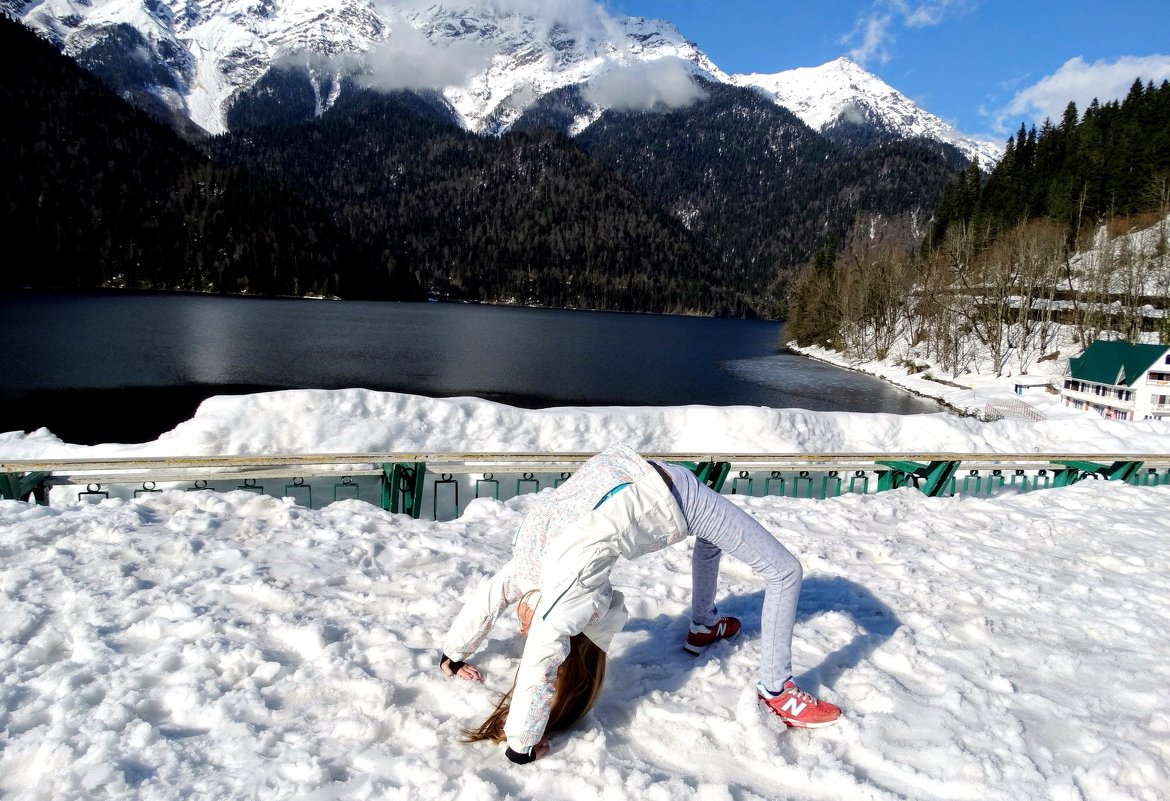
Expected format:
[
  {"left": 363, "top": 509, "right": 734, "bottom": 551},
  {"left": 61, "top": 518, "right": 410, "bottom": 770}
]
[{"left": 12, "top": 0, "right": 999, "bottom": 164}]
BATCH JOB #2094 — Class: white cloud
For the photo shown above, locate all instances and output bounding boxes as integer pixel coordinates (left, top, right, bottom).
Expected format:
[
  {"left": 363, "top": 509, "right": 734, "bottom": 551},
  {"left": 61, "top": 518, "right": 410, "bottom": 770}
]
[
  {"left": 995, "top": 54, "right": 1170, "bottom": 134},
  {"left": 388, "top": 0, "right": 618, "bottom": 37},
  {"left": 841, "top": 0, "right": 974, "bottom": 66},
  {"left": 843, "top": 13, "right": 895, "bottom": 66},
  {"left": 361, "top": 1, "right": 625, "bottom": 91},
  {"left": 355, "top": 20, "right": 492, "bottom": 92},
  {"left": 583, "top": 57, "right": 707, "bottom": 112},
  {"left": 482, "top": 0, "right": 612, "bottom": 29},
  {"left": 896, "top": 0, "right": 973, "bottom": 28}
]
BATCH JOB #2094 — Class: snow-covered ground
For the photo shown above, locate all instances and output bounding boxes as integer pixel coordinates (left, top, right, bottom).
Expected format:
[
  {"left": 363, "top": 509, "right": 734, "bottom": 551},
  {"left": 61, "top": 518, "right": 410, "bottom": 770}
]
[
  {"left": 2, "top": 386, "right": 1170, "bottom": 800},
  {"left": 787, "top": 338, "right": 1074, "bottom": 422}
]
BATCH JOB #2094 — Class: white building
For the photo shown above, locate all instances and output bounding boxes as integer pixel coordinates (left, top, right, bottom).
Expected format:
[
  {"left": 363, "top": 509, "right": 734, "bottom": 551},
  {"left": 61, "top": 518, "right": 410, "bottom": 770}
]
[{"left": 1061, "top": 340, "right": 1170, "bottom": 420}]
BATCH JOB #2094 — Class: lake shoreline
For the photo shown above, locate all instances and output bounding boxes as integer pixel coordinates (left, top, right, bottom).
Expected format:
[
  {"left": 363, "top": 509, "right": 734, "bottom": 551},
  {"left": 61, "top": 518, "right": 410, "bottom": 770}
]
[
  {"left": 783, "top": 340, "right": 1083, "bottom": 423},
  {"left": 784, "top": 344, "right": 974, "bottom": 415},
  {"left": 0, "top": 293, "right": 937, "bottom": 445}
]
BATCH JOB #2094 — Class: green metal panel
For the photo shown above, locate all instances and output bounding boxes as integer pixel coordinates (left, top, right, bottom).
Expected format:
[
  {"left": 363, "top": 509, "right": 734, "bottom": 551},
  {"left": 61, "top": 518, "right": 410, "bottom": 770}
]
[
  {"left": 334, "top": 476, "right": 360, "bottom": 502},
  {"left": 516, "top": 472, "right": 539, "bottom": 495},
  {"left": 381, "top": 462, "right": 427, "bottom": 518},
  {"left": 919, "top": 461, "right": 961, "bottom": 497},
  {"left": 284, "top": 477, "right": 312, "bottom": 508},
  {"left": 876, "top": 460, "right": 961, "bottom": 497},
  {"left": 765, "top": 471, "right": 786, "bottom": 496},
  {"left": 1052, "top": 459, "right": 1144, "bottom": 485},
  {"left": 433, "top": 473, "right": 459, "bottom": 520},
  {"left": 987, "top": 470, "right": 1006, "bottom": 495},
  {"left": 731, "top": 471, "right": 754, "bottom": 496},
  {"left": 674, "top": 461, "right": 731, "bottom": 492},
  {"left": 134, "top": 481, "right": 162, "bottom": 498},
  {"left": 78, "top": 484, "right": 108, "bottom": 502},
  {"left": 237, "top": 479, "right": 264, "bottom": 495},
  {"left": 848, "top": 471, "right": 870, "bottom": 495},
  {"left": 876, "top": 460, "right": 922, "bottom": 493},
  {"left": 475, "top": 474, "right": 500, "bottom": 499},
  {"left": 961, "top": 470, "right": 983, "bottom": 495},
  {"left": 793, "top": 470, "right": 814, "bottom": 498},
  {"left": 1134, "top": 467, "right": 1160, "bottom": 487},
  {"left": 1009, "top": 470, "right": 1030, "bottom": 491},
  {"left": 0, "top": 471, "right": 49, "bottom": 504}
]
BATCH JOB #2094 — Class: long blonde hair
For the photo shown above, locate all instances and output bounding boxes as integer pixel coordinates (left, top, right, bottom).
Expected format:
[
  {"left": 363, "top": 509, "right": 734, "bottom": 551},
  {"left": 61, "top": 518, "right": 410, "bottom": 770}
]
[{"left": 463, "top": 633, "right": 607, "bottom": 744}]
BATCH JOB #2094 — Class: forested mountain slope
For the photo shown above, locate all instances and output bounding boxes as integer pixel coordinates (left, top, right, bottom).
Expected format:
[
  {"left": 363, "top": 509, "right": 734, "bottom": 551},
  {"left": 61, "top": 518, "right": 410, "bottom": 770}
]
[
  {"left": 213, "top": 87, "right": 739, "bottom": 314},
  {"left": 574, "top": 82, "right": 968, "bottom": 307},
  {"left": 0, "top": 15, "right": 420, "bottom": 300}
]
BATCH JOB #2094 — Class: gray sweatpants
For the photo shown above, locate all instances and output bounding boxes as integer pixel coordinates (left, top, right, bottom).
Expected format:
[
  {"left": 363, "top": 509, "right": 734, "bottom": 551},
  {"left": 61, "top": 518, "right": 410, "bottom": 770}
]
[{"left": 656, "top": 462, "right": 803, "bottom": 692}]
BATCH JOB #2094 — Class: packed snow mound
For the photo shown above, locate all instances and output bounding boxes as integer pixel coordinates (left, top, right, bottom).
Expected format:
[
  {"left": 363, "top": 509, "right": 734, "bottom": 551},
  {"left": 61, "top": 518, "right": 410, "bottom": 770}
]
[{"left": 3, "top": 388, "right": 1169, "bottom": 458}]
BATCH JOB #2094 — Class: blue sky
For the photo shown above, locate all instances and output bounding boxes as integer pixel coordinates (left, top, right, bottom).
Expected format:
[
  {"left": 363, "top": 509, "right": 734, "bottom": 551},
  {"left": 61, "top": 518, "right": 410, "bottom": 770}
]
[{"left": 605, "top": 0, "right": 1170, "bottom": 143}]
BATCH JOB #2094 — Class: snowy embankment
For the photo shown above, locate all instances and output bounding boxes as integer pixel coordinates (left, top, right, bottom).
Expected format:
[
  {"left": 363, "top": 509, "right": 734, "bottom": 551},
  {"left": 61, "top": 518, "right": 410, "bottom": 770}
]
[
  {"left": 2, "top": 383, "right": 1168, "bottom": 461},
  {"left": 784, "top": 334, "right": 1080, "bottom": 420},
  {"left": 787, "top": 212, "right": 1170, "bottom": 420},
  {"left": 2, "top": 391, "right": 1170, "bottom": 800}
]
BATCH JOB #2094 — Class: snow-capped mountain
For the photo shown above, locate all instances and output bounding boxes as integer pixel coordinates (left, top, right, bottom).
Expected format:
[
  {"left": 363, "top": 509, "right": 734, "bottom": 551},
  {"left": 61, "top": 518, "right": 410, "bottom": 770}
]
[
  {"left": 14, "top": 0, "right": 390, "bottom": 133},
  {"left": 395, "top": 4, "right": 726, "bottom": 134},
  {"left": 732, "top": 58, "right": 1001, "bottom": 170},
  {"left": 12, "top": 0, "right": 999, "bottom": 164}
]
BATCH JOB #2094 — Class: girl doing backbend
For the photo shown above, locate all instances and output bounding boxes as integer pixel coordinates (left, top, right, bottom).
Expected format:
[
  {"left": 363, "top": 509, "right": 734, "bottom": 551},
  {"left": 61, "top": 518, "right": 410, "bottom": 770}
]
[{"left": 439, "top": 444, "right": 840, "bottom": 763}]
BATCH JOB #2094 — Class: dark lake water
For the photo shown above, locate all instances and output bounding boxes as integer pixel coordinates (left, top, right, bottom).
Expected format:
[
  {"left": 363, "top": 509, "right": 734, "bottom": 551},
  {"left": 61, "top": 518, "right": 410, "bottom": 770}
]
[{"left": 0, "top": 292, "right": 942, "bottom": 444}]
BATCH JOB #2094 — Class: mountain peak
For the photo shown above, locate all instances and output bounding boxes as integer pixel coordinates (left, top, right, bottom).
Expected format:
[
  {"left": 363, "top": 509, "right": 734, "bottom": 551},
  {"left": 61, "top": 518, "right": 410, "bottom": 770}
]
[
  {"left": 15, "top": 1, "right": 998, "bottom": 165},
  {"left": 732, "top": 59, "right": 1000, "bottom": 169}
]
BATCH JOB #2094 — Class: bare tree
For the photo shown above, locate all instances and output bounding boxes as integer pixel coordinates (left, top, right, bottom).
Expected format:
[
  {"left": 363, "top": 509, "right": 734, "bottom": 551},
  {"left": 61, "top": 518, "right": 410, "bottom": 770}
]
[
  {"left": 833, "top": 214, "right": 919, "bottom": 360},
  {"left": 1065, "top": 220, "right": 1113, "bottom": 346},
  {"left": 1009, "top": 219, "right": 1066, "bottom": 373},
  {"left": 1147, "top": 178, "right": 1170, "bottom": 344},
  {"left": 1112, "top": 228, "right": 1146, "bottom": 343},
  {"left": 1062, "top": 186, "right": 1100, "bottom": 348},
  {"left": 920, "top": 221, "right": 983, "bottom": 376}
]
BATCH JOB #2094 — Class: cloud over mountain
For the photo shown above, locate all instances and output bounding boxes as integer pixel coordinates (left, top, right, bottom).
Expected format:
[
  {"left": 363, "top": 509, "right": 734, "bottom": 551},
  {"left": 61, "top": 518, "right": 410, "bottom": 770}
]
[
  {"left": 583, "top": 58, "right": 708, "bottom": 112},
  {"left": 357, "top": 18, "right": 491, "bottom": 92}
]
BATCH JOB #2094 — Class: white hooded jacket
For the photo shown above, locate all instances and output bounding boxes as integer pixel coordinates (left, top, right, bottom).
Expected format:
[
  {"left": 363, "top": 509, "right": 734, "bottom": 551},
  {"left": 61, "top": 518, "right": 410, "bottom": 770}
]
[{"left": 440, "top": 444, "right": 690, "bottom": 752}]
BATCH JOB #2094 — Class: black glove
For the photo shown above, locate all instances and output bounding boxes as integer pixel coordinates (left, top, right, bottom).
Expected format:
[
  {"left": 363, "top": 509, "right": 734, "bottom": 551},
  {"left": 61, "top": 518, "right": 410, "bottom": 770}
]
[
  {"left": 505, "top": 745, "right": 536, "bottom": 764},
  {"left": 439, "top": 653, "right": 465, "bottom": 674}
]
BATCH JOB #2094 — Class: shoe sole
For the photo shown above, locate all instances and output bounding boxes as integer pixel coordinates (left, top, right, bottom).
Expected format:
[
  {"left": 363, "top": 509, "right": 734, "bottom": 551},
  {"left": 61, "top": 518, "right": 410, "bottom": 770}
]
[{"left": 683, "top": 630, "right": 739, "bottom": 656}]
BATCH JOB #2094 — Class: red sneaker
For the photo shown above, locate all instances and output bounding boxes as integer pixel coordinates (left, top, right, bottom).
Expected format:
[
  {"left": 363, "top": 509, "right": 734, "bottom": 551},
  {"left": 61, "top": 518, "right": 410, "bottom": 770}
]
[
  {"left": 684, "top": 617, "right": 741, "bottom": 655},
  {"left": 758, "top": 680, "right": 841, "bottom": 728}
]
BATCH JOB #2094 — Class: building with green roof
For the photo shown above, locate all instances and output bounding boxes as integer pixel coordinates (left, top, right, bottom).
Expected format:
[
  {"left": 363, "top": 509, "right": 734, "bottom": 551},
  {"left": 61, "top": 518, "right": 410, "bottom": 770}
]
[{"left": 1062, "top": 340, "right": 1170, "bottom": 419}]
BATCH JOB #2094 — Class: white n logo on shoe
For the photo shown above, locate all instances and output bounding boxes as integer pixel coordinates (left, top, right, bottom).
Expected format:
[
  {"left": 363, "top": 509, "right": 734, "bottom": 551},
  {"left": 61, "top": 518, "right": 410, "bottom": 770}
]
[{"left": 779, "top": 696, "right": 807, "bottom": 718}]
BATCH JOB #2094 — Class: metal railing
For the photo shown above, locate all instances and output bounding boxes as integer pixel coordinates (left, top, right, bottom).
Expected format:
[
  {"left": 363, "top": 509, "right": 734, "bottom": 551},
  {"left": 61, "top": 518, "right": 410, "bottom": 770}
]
[{"left": 4, "top": 451, "right": 1170, "bottom": 520}]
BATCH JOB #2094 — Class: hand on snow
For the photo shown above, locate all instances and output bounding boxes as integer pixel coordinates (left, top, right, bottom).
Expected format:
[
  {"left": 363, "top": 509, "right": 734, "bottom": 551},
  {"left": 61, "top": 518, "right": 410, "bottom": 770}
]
[{"left": 440, "top": 657, "right": 483, "bottom": 682}]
